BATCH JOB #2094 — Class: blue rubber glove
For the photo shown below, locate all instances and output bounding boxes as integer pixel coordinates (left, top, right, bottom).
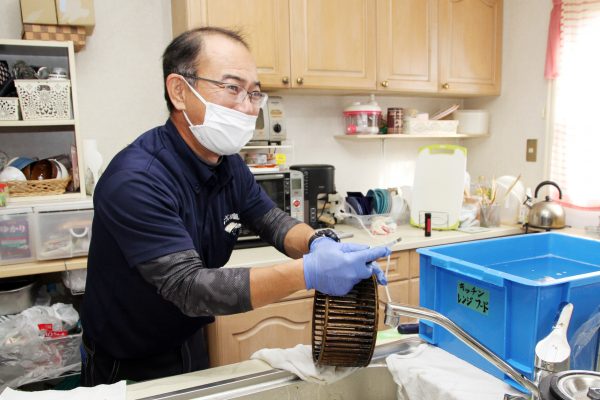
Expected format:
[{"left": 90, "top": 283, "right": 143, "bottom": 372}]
[{"left": 303, "top": 237, "right": 391, "bottom": 296}]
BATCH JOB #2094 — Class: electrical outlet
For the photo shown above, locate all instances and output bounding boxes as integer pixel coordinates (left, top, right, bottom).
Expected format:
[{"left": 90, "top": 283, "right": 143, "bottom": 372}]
[{"left": 526, "top": 139, "right": 537, "bottom": 162}]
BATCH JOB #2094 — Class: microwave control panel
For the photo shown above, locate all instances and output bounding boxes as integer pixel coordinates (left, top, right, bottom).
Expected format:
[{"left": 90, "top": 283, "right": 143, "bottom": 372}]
[{"left": 288, "top": 170, "right": 304, "bottom": 222}]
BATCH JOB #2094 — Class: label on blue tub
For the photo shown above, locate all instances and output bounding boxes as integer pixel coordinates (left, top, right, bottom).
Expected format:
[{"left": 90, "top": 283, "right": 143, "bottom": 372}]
[{"left": 457, "top": 281, "right": 490, "bottom": 315}]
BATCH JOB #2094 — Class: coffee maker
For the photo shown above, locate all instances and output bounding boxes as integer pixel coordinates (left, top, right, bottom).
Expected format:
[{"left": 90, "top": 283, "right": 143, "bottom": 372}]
[{"left": 290, "top": 164, "right": 336, "bottom": 228}]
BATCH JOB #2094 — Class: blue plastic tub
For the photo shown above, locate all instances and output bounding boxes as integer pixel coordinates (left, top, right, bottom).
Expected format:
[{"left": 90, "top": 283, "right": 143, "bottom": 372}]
[{"left": 417, "top": 232, "right": 600, "bottom": 391}]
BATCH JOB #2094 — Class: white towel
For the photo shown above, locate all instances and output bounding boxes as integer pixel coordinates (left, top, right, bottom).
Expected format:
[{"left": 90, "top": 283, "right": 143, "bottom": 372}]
[
  {"left": 385, "top": 343, "right": 524, "bottom": 400},
  {"left": 250, "top": 344, "right": 358, "bottom": 384}
]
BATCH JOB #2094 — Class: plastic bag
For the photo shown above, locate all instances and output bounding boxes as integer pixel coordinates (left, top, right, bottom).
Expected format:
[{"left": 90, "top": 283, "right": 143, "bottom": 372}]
[
  {"left": 570, "top": 305, "right": 600, "bottom": 371},
  {"left": 0, "top": 303, "right": 81, "bottom": 391}
]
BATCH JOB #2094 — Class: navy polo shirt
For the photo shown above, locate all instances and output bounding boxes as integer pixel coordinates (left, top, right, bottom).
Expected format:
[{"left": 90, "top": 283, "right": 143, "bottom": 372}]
[{"left": 81, "top": 119, "right": 275, "bottom": 359}]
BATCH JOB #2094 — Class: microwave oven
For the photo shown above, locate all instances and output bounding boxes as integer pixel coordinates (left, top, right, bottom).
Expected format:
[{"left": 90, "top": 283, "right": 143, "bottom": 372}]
[
  {"left": 236, "top": 170, "right": 304, "bottom": 247},
  {"left": 253, "top": 96, "right": 286, "bottom": 143}
]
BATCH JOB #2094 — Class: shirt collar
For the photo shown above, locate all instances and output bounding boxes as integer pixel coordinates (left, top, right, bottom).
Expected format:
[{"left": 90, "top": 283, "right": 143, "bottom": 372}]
[{"left": 163, "top": 118, "right": 233, "bottom": 193}]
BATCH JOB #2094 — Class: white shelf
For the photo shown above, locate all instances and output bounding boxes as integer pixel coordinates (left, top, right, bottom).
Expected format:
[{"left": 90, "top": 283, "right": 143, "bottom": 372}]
[
  {"left": 0, "top": 119, "right": 76, "bottom": 128},
  {"left": 242, "top": 144, "right": 292, "bottom": 150},
  {"left": 335, "top": 133, "right": 488, "bottom": 141},
  {"left": 0, "top": 39, "right": 87, "bottom": 216}
]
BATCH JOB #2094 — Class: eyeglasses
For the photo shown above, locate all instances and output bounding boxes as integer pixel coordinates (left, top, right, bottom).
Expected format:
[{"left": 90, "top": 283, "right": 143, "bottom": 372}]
[{"left": 182, "top": 74, "right": 268, "bottom": 109}]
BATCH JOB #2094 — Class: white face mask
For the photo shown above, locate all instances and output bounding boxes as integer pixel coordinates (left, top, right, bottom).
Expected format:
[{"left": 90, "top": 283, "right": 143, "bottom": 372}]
[{"left": 182, "top": 79, "right": 257, "bottom": 156}]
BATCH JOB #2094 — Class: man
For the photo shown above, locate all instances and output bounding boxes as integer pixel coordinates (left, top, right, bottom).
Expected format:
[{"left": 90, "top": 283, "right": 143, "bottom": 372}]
[{"left": 80, "top": 27, "right": 390, "bottom": 386}]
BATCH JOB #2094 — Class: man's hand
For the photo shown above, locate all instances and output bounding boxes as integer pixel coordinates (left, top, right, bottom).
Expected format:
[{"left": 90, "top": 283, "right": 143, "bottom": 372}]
[{"left": 303, "top": 237, "right": 391, "bottom": 296}]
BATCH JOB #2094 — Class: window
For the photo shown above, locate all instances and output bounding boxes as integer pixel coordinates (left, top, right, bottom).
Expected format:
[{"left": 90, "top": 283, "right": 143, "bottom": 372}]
[{"left": 548, "top": 0, "right": 600, "bottom": 209}]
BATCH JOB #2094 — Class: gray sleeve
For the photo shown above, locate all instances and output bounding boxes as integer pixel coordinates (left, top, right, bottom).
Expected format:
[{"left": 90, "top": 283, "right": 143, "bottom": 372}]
[
  {"left": 250, "top": 207, "right": 302, "bottom": 254},
  {"left": 137, "top": 249, "right": 252, "bottom": 317}
]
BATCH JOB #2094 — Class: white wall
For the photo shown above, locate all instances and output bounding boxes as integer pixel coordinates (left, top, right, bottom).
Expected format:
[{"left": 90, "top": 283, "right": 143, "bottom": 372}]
[
  {"left": 1, "top": 0, "right": 172, "bottom": 162},
  {"left": 280, "top": 93, "right": 463, "bottom": 195},
  {"left": 465, "top": 0, "right": 551, "bottom": 191}
]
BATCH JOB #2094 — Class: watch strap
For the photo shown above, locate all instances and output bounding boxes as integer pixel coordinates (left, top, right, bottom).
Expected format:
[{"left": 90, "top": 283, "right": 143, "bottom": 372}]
[{"left": 308, "top": 229, "right": 340, "bottom": 249}]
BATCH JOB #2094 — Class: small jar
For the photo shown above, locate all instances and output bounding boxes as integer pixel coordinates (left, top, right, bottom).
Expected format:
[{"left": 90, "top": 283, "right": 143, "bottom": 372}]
[{"left": 343, "top": 95, "right": 382, "bottom": 135}]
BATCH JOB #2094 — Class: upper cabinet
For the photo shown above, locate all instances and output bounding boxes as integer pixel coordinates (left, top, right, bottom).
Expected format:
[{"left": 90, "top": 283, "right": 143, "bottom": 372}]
[
  {"left": 438, "top": 0, "right": 503, "bottom": 95},
  {"left": 376, "top": 0, "right": 438, "bottom": 93},
  {"left": 289, "top": 0, "right": 377, "bottom": 89},
  {"left": 172, "top": 0, "right": 376, "bottom": 90},
  {"left": 172, "top": 0, "right": 291, "bottom": 88},
  {"left": 171, "top": 0, "right": 502, "bottom": 96}
]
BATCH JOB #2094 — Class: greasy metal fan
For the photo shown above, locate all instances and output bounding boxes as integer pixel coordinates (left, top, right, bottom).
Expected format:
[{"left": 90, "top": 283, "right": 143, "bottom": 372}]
[{"left": 311, "top": 275, "right": 379, "bottom": 367}]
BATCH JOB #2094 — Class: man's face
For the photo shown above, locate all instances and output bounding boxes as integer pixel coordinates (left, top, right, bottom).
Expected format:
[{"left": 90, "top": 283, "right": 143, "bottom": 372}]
[{"left": 184, "top": 34, "right": 261, "bottom": 125}]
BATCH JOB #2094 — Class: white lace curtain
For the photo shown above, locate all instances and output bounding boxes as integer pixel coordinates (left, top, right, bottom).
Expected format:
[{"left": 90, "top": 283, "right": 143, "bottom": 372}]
[{"left": 547, "top": 0, "right": 600, "bottom": 209}]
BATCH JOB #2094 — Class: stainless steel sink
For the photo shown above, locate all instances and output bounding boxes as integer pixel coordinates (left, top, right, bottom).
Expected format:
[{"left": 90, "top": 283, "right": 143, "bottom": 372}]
[{"left": 137, "top": 338, "right": 422, "bottom": 400}]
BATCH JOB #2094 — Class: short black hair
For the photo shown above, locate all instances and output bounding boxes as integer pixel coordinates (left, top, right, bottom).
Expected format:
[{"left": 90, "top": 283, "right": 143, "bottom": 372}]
[{"left": 162, "top": 26, "right": 249, "bottom": 112}]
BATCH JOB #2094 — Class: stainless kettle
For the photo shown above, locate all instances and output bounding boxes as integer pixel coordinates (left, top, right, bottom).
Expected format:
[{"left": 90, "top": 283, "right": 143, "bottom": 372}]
[{"left": 528, "top": 181, "right": 566, "bottom": 230}]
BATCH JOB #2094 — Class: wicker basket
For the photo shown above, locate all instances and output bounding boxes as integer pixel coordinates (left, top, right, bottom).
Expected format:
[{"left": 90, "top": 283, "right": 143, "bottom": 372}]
[{"left": 4, "top": 177, "right": 71, "bottom": 197}]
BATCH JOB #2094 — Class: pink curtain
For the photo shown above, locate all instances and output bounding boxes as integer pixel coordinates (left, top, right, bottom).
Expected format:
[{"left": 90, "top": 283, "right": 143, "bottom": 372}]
[{"left": 545, "top": 0, "right": 562, "bottom": 79}]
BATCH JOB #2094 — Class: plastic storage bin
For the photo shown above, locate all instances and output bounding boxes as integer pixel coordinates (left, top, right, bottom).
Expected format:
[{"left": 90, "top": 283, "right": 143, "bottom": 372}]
[
  {"left": 0, "top": 207, "right": 35, "bottom": 265},
  {"left": 417, "top": 233, "right": 600, "bottom": 390},
  {"left": 33, "top": 200, "right": 93, "bottom": 260}
]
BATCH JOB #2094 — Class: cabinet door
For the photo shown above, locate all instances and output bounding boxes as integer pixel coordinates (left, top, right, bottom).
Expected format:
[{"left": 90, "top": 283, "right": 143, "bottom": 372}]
[
  {"left": 171, "top": 0, "right": 291, "bottom": 89},
  {"left": 289, "top": 0, "right": 377, "bottom": 89},
  {"left": 438, "top": 0, "right": 503, "bottom": 95},
  {"left": 376, "top": 0, "right": 438, "bottom": 93},
  {"left": 207, "top": 297, "right": 313, "bottom": 367}
]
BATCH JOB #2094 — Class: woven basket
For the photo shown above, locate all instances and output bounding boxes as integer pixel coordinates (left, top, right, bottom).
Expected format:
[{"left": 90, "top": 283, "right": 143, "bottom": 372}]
[
  {"left": 14, "top": 79, "right": 72, "bottom": 120},
  {"left": 4, "top": 177, "right": 71, "bottom": 197}
]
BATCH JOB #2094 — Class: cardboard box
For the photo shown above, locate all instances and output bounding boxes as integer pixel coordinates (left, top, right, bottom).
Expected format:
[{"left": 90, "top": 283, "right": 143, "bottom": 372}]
[
  {"left": 20, "top": 0, "right": 58, "bottom": 25},
  {"left": 55, "top": 0, "right": 95, "bottom": 33},
  {"left": 22, "top": 24, "right": 86, "bottom": 52}
]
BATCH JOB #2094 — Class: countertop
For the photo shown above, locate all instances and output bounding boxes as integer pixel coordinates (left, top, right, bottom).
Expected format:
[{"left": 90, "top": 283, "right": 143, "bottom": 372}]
[{"left": 225, "top": 223, "right": 523, "bottom": 268}]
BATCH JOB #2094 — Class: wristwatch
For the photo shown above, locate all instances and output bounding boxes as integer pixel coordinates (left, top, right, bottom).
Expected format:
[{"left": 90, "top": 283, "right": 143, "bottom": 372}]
[{"left": 308, "top": 229, "right": 340, "bottom": 249}]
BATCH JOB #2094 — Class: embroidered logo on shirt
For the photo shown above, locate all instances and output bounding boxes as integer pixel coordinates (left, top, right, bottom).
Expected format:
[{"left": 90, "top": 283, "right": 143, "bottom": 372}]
[{"left": 223, "top": 213, "right": 242, "bottom": 236}]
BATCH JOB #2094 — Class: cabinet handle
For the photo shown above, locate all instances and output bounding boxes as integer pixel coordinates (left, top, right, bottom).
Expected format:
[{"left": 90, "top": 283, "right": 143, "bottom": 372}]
[
  {"left": 442, "top": 83, "right": 450, "bottom": 90},
  {"left": 296, "top": 77, "right": 304, "bottom": 85},
  {"left": 282, "top": 76, "right": 289, "bottom": 85},
  {"left": 381, "top": 80, "right": 389, "bottom": 88}
]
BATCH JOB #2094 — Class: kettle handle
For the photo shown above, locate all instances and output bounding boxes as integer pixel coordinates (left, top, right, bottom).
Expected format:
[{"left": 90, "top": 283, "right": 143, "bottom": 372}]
[{"left": 534, "top": 180, "right": 563, "bottom": 199}]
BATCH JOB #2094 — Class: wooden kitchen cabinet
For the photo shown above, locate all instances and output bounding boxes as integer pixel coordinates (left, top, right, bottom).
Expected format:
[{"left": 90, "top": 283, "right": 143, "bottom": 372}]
[
  {"left": 207, "top": 249, "right": 420, "bottom": 367},
  {"left": 171, "top": 0, "right": 377, "bottom": 90},
  {"left": 289, "top": 0, "right": 377, "bottom": 89},
  {"left": 438, "top": 0, "right": 503, "bottom": 95},
  {"left": 171, "top": 0, "right": 291, "bottom": 89},
  {"left": 377, "top": 0, "right": 502, "bottom": 96},
  {"left": 376, "top": 0, "right": 438, "bottom": 93},
  {"left": 172, "top": 0, "right": 501, "bottom": 95},
  {"left": 207, "top": 293, "right": 314, "bottom": 367}
]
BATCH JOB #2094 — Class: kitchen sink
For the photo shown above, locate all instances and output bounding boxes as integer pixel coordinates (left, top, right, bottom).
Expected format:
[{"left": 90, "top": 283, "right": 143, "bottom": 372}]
[{"left": 136, "top": 338, "right": 421, "bottom": 400}]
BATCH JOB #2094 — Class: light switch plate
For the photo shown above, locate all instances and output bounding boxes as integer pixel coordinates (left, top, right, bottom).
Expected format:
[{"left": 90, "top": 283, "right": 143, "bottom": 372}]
[{"left": 526, "top": 139, "right": 537, "bottom": 162}]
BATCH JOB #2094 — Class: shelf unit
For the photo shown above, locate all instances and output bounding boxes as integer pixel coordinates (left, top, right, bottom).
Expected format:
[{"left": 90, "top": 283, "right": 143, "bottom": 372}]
[
  {"left": 242, "top": 144, "right": 293, "bottom": 150},
  {"left": 0, "top": 119, "right": 76, "bottom": 127},
  {"left": 334, "top": 133, "right": 488, "bottom": 141},
  {"left": 0, "top": 39, "right": 87, "bottom": 204},
  {"left": 0, "top": 257, "right": 86, "bottom": 279}
]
